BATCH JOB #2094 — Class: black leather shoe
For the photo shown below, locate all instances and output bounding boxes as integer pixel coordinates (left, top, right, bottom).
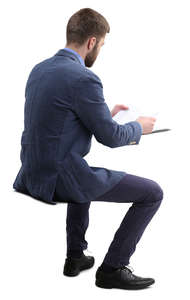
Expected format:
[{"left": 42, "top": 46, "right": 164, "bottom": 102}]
[
  {"left": 95, "top": 265, "right": 155, "bottom": 289},
  {"left": 63, "top": 253, "right": 95, "bottom": 276}
]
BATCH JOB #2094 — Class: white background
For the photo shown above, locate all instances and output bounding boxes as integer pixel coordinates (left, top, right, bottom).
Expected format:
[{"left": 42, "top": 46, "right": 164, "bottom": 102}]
[{"left": 1, "top": 0, "right": 190, "bottom": 299}]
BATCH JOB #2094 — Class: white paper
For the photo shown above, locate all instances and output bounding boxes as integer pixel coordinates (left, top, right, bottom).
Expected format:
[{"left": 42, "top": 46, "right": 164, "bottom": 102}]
[{"left": 112, "top": 104, "right": 171, "bottom": 133}]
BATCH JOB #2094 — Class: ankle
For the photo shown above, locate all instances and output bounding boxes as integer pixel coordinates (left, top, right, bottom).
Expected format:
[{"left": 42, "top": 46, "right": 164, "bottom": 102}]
[
  {"left": 99, "top": 262, "right": 119, "bottom": 273},
  {"left": 67, "top": 250, "right": 84, "bottom": 259}
]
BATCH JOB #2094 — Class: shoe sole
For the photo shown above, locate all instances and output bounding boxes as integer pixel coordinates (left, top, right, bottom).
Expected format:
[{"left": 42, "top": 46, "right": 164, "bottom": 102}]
[{"left": 95, "top": 279, "right": 155, "bottom": 289}]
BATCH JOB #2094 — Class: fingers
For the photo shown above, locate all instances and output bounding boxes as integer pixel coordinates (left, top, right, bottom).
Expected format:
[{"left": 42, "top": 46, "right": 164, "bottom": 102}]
[
  {"left": 150, "top": 117, "right": 157, "bottom": 121},
  {"left": 117, "top": 104, "right": 129, "bottom": 110}
]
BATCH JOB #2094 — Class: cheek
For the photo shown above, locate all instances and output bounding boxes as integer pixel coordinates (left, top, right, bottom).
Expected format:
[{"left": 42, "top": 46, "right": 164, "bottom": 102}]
[{"left": 97, "top": 47, "right": 101, "bottom": 54}]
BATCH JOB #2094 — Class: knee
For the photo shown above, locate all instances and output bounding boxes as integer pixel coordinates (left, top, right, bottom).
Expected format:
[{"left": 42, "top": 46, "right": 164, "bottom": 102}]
[{"left": 149, "top": 180, "right": 164, "bottom": 202}]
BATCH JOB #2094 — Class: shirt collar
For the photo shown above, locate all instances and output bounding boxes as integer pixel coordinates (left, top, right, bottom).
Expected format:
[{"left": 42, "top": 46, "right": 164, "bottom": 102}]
[{"left": 63, "top": 47, "right": 85, "bottom": 67}]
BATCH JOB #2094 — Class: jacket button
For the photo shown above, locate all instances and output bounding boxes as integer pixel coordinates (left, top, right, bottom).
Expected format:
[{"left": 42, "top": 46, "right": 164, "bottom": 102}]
[{"left": 129, "top": 141, "right": 136, "bottom": 144}]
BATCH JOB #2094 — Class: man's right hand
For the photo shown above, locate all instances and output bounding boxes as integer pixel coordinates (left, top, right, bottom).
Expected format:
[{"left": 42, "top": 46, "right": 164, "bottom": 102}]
[{"left": 135, "top": 116, "right": 157, "bottom": 134}]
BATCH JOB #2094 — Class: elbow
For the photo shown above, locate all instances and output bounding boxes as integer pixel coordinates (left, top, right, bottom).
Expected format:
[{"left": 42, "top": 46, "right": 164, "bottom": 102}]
[
  {"left": 94, "top": 133, "right": 117, "bottom": 148},
  {"left": 95, "top": 135, "right": 120, "bottom": 148},
  {"left": 107, "top": 139, "right": 120, "bottom": 148}
]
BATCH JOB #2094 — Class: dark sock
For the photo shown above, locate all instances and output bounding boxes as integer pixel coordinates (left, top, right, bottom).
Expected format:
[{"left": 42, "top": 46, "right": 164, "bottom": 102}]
[
  {"left": 67, "top": 250, "right": 84, "bottom": 259},
  {"left": 99, "top": 262, "right": 119, "bottom": 273}
]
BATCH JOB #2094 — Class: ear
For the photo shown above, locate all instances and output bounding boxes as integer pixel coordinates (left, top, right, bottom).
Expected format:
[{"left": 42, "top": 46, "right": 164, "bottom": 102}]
[{"left": 87, "top": 37, "right": 96, "bottom": 50}]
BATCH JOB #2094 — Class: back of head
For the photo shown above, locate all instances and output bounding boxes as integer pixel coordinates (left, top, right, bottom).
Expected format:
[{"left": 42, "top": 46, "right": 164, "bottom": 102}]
[{"left": 66, "top": 8, "right": 110, "bottom": 46}]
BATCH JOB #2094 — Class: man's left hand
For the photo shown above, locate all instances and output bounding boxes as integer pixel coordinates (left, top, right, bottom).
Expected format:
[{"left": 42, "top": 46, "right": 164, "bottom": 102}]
[{"left": 111, "top": 104, "right": 129, "bottom": 117}]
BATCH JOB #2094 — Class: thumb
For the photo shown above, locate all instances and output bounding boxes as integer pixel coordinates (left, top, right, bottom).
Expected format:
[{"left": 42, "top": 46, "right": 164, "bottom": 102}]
[{"left": 121, "top": 105, "right": 129, "bottom": 110}]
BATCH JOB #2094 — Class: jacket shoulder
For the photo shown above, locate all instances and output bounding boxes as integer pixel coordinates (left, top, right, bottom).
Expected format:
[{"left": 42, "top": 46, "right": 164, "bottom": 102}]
[{"left": 78, "top": 68, "right": 103, "bottom": 88}]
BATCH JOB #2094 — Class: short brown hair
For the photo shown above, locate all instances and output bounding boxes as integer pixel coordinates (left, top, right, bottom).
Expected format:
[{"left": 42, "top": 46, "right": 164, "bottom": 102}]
[{"left": 66, "top": 8, "right": 110, "bottom": 46}]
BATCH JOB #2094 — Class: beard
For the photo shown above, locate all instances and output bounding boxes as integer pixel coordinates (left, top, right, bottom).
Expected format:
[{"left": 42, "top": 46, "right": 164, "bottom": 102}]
[{"left": 84, "top": 43, "right": 99, "bottom": 67}]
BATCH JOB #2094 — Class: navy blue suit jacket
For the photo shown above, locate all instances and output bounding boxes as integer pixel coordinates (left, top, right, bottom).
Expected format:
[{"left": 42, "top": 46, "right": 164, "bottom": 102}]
[{"left": 13, "top": 48, "right": 143, "bottom": 204}]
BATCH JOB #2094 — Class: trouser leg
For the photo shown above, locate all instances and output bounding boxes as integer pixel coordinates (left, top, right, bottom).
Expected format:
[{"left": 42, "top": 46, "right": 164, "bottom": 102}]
[
  {"left": 93, "top": 173, "right": 164, "bottom": 268},
  {"left": 66, "top": 202, "right": 91, "bottom": 257},
  {"left": 54, "top": 175, "right": 91, "bottom": 258}
]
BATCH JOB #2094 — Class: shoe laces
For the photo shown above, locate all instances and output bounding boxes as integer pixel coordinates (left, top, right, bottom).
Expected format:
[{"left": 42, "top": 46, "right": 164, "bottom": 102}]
[{"left": 121, "top": 264, "right": 134, "bottom": 273}]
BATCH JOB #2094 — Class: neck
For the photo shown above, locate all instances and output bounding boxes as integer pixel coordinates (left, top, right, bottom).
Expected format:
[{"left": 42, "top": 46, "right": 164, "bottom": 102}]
[{"left": 65, "top": 44, "right": 86, "bottom": 60}]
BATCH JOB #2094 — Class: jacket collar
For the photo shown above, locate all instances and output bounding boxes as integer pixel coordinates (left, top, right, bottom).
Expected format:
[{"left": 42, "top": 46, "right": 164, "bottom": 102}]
[{"left": 54, "top": 48, "right": 83, "bottom": 65}]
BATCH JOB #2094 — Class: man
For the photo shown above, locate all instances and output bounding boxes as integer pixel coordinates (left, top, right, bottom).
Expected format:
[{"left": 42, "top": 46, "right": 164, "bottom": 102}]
[{"left": 13, "top": 8, "right": 164, "bottom": 290}]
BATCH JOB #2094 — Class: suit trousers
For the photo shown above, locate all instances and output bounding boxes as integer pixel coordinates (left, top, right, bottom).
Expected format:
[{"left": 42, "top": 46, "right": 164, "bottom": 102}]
[{"left": 54, "top": 173, "right": 164, "bottom": 268}]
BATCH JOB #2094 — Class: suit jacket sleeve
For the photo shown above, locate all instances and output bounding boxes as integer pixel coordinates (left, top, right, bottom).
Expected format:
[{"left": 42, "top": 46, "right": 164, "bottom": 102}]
[{"left": 74, "top": 72, "right": 143, "bottom": 148}]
